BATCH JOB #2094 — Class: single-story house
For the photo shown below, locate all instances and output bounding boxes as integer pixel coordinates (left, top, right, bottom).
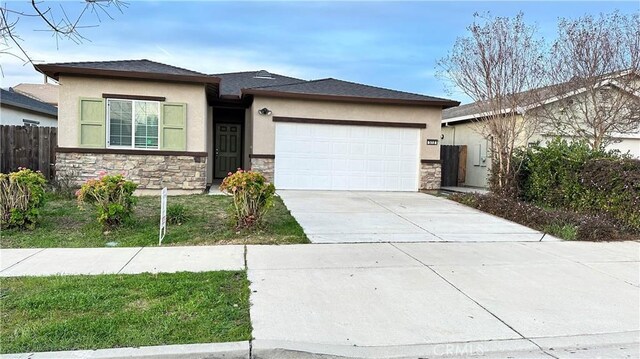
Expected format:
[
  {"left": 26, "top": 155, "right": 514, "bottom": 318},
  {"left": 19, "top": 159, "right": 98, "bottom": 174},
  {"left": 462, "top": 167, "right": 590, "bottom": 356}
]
[
  {"left": 35, "top": 59, "right": 458, "bottom": 193},
  {"left": 0, "top": 88, "right": 58, "bottom": 127},
  {"left": 441, "top": 75, "right": 640, "bottom": 188}
]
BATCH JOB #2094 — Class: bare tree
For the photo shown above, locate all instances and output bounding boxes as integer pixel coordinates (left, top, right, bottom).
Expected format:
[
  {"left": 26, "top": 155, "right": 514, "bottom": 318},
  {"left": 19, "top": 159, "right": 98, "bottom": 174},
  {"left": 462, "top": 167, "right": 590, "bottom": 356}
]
[
  {"left": 534, "top": 12, "right": 640, "bottom": 150},
  {"left": 438, "top": 12, "right": 546, "bottom": 193},
  {"left": 0, "top": 0, "right": 127, "bottom": 74}
]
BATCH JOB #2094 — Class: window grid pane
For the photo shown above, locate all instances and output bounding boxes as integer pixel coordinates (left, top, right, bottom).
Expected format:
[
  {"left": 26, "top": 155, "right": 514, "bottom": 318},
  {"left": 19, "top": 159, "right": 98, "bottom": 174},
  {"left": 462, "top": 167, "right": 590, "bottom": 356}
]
[
  {"left": 109, "top": 100, "right": 132, "bottom": 146},
  {"left": 134, "top": 101, "right": 159, "bottom": 149}
]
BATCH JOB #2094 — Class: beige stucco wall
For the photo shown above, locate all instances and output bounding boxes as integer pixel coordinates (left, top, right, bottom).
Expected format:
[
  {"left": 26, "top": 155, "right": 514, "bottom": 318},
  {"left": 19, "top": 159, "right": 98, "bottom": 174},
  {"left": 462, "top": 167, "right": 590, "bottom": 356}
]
[
  {"left": 441, "top": 122, "right": 491, "bottom": 188},
  {"left": 57, "top": 75, "right": 208, "bottom": 152},
  {"left": 249, "top": 96, "right": 443, "bottom": 160}
]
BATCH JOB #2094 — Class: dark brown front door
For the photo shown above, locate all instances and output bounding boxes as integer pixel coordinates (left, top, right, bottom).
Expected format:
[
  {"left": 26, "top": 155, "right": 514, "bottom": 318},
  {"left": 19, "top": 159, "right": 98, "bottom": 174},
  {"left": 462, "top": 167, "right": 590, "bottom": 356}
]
[{"left": 215, "top": 123, "right": 242, "bottom": 178}]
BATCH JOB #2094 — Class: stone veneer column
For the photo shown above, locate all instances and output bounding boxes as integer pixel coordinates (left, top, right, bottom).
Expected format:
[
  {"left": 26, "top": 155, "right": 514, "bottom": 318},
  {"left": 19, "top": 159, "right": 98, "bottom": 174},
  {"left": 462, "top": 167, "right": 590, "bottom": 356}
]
[
  {"left": 249, "top": 157, "right": 275, "bottom": 182},
  {"left": 56, "top": 152, "right": 206, "bottom": 190},
  {"left": 420, "top": 161, "right": 441, "bottom": 190}
]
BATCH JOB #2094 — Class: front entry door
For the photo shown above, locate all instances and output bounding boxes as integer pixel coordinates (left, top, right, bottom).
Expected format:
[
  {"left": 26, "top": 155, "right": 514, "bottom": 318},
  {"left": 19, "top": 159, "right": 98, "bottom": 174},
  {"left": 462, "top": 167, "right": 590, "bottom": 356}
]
[{"left": 215, "top": 123, "right": 242, "bottom": 178}]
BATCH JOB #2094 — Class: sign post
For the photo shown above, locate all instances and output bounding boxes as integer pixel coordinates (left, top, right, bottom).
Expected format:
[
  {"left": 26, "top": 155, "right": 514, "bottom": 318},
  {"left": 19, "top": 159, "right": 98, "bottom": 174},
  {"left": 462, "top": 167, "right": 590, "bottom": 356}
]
[{"left": 158, "top": 187, "right": 167, "bottom": 246}]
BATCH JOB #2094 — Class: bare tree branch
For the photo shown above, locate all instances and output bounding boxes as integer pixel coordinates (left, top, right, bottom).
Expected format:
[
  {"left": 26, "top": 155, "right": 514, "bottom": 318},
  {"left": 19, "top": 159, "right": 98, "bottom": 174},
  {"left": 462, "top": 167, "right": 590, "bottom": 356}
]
[
  {"left": 533, "top": 12, "right": 640, "bottom": 150},
  {"left": 438, "top": 12, "right": 546, "bottom": 193},
  {"left": 0, "top": 0, "right": 127, "bottom": 74}
]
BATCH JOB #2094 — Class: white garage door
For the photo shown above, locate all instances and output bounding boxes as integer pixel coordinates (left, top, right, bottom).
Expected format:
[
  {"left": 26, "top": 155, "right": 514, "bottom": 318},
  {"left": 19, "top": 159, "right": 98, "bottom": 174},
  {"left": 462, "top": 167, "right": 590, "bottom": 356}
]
[{"left": 274, "top": 122, "right": 420, "bottom": 191}]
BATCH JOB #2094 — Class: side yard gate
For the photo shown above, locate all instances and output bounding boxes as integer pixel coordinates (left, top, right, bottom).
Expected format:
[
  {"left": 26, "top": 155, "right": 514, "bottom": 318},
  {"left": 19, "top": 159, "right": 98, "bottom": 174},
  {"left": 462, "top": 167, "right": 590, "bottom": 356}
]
[
  {"left": 440, "top": 145, "right": 467, "bottom": 187},
  {"left": 0, "top": 125, "right": 57, "bottom": 180}
]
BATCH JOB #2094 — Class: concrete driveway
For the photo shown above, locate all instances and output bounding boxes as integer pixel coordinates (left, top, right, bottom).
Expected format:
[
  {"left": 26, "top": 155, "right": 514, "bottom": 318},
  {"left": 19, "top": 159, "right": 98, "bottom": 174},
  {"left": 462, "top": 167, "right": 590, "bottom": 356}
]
[
  {"left": 248, "top": 241, "right": 640, "bottom": 358},
  {"left": 279, "top": 190, "right": 556, "bottom": 243}
]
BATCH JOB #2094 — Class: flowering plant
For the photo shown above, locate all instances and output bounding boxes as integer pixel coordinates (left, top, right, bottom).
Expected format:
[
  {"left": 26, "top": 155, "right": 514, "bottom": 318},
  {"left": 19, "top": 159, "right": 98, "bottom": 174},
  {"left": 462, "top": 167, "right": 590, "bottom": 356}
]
[
  {"left": 76, "top": 171, "right": 138, "bottom": 227},
  {"left": 219, "top": 169, "right": 275, "bottom": 228},
  {"left": 0, "top": 168, "right": 47, "bottom": 229}
]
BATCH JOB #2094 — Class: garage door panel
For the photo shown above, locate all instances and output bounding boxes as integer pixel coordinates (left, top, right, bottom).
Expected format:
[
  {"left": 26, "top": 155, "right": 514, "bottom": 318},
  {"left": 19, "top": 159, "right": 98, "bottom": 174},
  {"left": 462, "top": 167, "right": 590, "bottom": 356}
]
[{"left": 275, "top": 122, "right": 419, "bottom": 191}]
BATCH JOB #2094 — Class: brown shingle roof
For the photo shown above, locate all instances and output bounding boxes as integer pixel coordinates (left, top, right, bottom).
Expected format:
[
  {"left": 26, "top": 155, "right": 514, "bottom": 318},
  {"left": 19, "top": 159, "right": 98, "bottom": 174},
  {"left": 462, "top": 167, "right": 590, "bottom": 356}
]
[
  {"left": 213, "top": 70, "right": 305, "bottom": 97},
  {"left": 34, "top": 59, "right": 219, "bottom": 85},
  {"left": 243, "top": 78, "right": 460, "bottom": 107}
]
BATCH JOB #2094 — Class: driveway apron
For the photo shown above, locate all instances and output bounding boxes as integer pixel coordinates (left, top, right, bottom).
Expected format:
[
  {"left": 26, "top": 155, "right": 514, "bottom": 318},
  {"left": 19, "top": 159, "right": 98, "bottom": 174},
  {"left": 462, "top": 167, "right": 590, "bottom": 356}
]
[{"left": 278, "top": 190, "right": 554, "bottom": 243}]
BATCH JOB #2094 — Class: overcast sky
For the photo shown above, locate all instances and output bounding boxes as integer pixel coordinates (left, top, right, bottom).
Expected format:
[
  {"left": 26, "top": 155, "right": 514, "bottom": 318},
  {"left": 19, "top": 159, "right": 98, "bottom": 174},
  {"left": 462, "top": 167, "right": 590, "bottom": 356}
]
[{"left": 1, "top": 1, "right": 637, "bottom": 104}]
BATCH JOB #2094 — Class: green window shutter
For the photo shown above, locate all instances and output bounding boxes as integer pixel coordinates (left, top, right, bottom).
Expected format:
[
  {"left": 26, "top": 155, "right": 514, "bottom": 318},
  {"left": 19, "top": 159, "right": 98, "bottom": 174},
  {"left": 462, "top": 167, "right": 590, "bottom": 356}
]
[
  {"left": 78, "top": 98, "right": 105, "bottom": 148},
  {"left": 160, "top": 102, "right": 187, "bottom": 150}
]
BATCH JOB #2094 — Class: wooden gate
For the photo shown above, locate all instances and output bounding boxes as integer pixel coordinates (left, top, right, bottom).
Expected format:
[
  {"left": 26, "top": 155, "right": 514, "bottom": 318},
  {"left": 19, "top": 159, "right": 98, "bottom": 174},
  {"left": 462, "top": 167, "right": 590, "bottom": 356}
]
[
  {"left": 440, "top": 145, "right": 467, "bottom": 187},
  {"left": 0, "top": 125, "right": 57, "bottom": 180}
]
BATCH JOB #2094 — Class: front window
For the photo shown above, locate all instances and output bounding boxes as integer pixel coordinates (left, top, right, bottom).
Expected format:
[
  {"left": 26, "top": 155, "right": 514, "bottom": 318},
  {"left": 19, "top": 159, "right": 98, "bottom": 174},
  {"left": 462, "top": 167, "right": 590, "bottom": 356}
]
[{"left": 107, "top": 99, "right": 159, "bottom": 149}]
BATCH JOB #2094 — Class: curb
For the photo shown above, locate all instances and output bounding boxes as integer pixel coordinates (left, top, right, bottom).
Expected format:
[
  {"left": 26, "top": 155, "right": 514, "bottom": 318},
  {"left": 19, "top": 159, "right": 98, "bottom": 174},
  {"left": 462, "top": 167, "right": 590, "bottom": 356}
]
[
  {"left": 0, "top": 341, "right": 250, "bottom": 359},
  {"left": 250, "top": 338, "right": 542, "bottom": 358}
]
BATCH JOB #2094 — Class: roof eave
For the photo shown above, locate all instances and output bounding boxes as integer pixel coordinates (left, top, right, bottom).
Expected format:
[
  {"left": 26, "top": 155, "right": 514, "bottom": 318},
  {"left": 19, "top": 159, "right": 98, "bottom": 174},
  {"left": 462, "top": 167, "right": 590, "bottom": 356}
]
[
  {"left": 242, "top": 89, "right": 460, "bottom": 108},
  {"left": 34, "top": 64, "right": 221, "bottom": 85},
  {"left": 1, "top": 101, "right": 58, "bottom": 118}
]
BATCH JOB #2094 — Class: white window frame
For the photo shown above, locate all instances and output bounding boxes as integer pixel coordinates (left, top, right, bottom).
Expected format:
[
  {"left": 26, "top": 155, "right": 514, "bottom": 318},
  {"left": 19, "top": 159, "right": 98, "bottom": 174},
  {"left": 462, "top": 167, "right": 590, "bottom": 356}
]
[{"left": 106, "top": 98, "right": 160, "bottom": 150}]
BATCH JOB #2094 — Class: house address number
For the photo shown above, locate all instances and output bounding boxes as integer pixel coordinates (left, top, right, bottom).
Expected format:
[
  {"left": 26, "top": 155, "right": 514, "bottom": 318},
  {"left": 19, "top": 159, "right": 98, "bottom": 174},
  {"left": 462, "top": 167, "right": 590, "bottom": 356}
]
[{"left": 427, "top": 139, "right": 439, "bottom": 145}]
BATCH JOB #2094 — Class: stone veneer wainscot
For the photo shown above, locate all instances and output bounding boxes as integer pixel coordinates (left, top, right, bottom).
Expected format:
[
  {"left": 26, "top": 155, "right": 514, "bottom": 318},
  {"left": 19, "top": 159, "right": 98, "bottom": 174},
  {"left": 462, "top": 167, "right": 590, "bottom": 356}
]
[
  {"left": 250, "top": 157, "right": 274, "bottom": 182},
  {"left": 56, "top": 151, "right": 207, "bottom": 190},
  {"left": 420, "top": 162, "right": 441, "bottom": 190}
]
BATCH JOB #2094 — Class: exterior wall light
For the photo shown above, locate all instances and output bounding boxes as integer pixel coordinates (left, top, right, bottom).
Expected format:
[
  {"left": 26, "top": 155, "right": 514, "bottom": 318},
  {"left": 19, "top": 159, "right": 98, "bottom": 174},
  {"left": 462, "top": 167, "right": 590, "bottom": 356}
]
[{"left": 258, "top": 108, "right": 272, "bottom": 115}]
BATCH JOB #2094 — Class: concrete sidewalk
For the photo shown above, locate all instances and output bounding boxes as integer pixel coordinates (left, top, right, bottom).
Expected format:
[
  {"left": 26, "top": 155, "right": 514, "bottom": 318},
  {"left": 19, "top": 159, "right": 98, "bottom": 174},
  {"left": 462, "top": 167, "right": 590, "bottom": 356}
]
[
  {"left": 0, "top": 245, "right": 244, "bottom": 276},
  {"left": 248, "top": 241, "right": 640, "bottom": 358}
]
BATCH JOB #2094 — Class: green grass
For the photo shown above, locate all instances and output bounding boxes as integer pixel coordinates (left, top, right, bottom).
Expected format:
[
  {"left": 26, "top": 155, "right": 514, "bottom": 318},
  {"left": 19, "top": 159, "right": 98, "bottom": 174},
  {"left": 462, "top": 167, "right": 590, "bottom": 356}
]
[
  {"left": 1, "top": 194, "right": 308, "bottom": 248},
  {"left": 542, "top": 223, "right": 579, "bottom": 241},
  {"left": 0, "top": 271, "right": 251, "bottom": 354}
]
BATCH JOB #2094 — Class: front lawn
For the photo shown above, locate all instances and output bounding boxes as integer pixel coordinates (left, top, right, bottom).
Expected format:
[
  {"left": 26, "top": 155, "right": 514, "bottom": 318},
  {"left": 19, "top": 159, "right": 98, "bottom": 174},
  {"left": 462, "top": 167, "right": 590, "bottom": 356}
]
[
  {"left": 0, "top": 271, "right": 251, "bottom": 354},
  {"left": 1, "top": 194, "right": 308, "bottom": 248}
]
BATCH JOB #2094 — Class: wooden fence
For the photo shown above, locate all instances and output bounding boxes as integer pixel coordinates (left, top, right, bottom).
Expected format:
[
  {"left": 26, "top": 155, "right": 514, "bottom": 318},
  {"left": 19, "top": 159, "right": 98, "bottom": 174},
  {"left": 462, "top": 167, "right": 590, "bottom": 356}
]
[{"left": 0, "top": 125, "right": 57, "bottom": 180}]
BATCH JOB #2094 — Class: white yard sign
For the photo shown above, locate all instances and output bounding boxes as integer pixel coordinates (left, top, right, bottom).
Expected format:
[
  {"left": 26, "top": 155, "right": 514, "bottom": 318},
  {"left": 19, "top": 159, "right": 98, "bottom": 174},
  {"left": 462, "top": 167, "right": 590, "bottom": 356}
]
[{"left": 158, "top": 187, "right": 168, "bottom": 245}]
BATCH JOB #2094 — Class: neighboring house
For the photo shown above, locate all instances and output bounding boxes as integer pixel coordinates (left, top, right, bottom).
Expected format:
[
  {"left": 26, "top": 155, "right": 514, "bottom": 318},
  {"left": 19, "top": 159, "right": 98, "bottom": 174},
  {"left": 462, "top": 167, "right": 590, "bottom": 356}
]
[
  {"left": 0, "top": 88, "right": 58, "bottom": 127},
  {"left": 442, "top": 79, "right": 640, "bottom": 189},
  {"left": 12, "top": 82, "right": 59, "bottom": 106},
  {"left": 35, "top": 59, "right": 458, "bottom": 193}
]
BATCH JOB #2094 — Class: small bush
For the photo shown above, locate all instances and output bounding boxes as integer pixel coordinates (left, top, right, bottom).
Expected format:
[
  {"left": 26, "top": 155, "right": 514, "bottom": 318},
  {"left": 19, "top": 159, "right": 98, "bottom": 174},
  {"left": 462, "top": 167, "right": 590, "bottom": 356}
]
[
  {"left": 76, "top": 172, "right": 138, "bottom": 227},
  {"left": 0, "top": 168, "right": 47, "bottom": 229},
  {"left": 450, "top": 193, "right": 636, "bottom": 241},
  {"left": 167, "top": 203, "right": 189, "bottom": 225},
  {"left": 219, "top": 169, "right": 275, "bottom": 229}
]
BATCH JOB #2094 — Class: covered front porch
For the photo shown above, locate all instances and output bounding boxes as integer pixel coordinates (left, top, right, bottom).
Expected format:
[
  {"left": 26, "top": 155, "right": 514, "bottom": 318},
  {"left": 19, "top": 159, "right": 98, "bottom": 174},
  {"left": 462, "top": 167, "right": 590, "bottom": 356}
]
[{"left": 206, "top": 98, "right": 252, "bottom": 187}]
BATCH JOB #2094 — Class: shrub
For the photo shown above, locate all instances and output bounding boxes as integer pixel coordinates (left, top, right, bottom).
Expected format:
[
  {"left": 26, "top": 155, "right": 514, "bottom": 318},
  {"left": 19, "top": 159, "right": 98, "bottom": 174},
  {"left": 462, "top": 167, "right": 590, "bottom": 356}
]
[
  {"left": 219, "top": 169, "right": 275, "bottom": 229},
  {"left": 167, "top": 203, "right": 189, "bottom": 225},
  {"left": 450, "top": 193, "right": 635, "bottom": 241},
  {"left": 0, "top": 168, "right": 47, "bottom": 229},
  {"left": 515, "top": 138, "right": 639, "bottom": 231},
  {"left": 76, "top": 172, "right": 138, "bottom": 227}
]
